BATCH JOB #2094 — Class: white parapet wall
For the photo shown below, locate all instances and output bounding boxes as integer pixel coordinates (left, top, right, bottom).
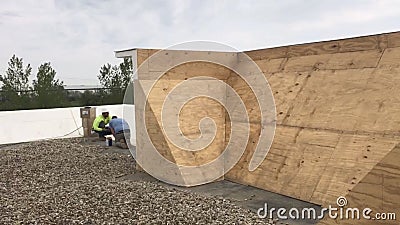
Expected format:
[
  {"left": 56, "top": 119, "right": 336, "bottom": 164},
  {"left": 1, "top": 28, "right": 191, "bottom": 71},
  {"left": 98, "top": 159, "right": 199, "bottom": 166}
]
[{"left": 0, "top": 104, "right": 136, "bottom": 145}]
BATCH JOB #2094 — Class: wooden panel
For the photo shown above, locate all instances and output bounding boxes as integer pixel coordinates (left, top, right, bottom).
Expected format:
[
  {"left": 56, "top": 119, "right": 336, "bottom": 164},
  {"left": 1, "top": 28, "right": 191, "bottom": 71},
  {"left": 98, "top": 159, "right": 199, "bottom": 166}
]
[
  {"left": 284, "top": 54, "right": 331, "bottom": 72},
  {"left": 242, "top": 47, "right": 288, "bottom": 61},
  {"left": 136, "top": 49, "right": 150, "bottom": 79},
  {"left": 145, "top": 103, "right": 176, "bottom": 164},
  {"left": 227, "top": 126, "right": 338, "bottom": 202},
  {"left": 377, "top": 34, "right": 389, "bottom": 50},
  {"left": 296, "top": 128, "right": 340, "bottom": 147},
  {"left": 241, "top": 33, "right": 398, "bottom": 61},
  {"left": 284, "top": 68, "right": 400, "bottom": 133},
  {"left": 288, "top": 41, "right": 340, "bottom": 57},
  {"left": 135, "top": 50, "right": 231, "bottom": 182},
  {"left": 298, "top": 67, "right": 400, "bottom": 133},
  {"left": 146, "top": 79, "right": 227, "bottom": 167},
  {"left": 226, "top": 70, "right": 308, "bottom": 124},
  {"left": 254, "top": 58, "right": 286, "bottom": 74},
  {"left": 147, "top": 50, "right": 237, "bottom": 73},
  {"left": 225, "top": 73, "right": 261, "bottom": 124},
  {"left": 177, "top": 97, "right": 226, "bottom": 166},
  {"left": 136, "top": 49, "right": 150, "bottom": 65},
  {"left": 279, "top": 144, "right": 334, "bottom": 202},
  {"left": 361, "top": 67, "right": 400, "bottom": 134},
  {"left": 339, "top": 35, "right": 379, "bottom": 52},
  {"left": 226, "top": 126, "right": 299, "bottom": 194},
  {"left": 267, "top": 71, "right": 309, "bottom": 124},
  {"left": 378, "top": 47, "right": 400, "bottom": 68},
  {"left": 326, "top": 50, "right": 381, "bottom": 69},
  {"left": 139, "top": 62, "right": 233, "bottom": 81},
  {"left": 284, "top": 50, "right": 381, "bottom": 72},
  {"left": 387, "top": 32, "right": 400, "bottom": 48}
]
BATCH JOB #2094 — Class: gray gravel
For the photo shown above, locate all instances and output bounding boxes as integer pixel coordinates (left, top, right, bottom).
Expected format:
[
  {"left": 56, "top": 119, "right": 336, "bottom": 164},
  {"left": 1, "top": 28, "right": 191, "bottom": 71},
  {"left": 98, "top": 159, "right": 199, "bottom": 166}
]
[{"left": 0, "top": 139, "right": 272, "bottom": 224}]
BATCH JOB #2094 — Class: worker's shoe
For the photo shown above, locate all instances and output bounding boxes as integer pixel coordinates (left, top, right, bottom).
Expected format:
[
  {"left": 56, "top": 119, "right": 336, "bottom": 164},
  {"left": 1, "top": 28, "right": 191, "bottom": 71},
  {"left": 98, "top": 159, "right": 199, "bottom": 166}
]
[{"left": 119, "top": 139, "right": 128, "bottom": 149}]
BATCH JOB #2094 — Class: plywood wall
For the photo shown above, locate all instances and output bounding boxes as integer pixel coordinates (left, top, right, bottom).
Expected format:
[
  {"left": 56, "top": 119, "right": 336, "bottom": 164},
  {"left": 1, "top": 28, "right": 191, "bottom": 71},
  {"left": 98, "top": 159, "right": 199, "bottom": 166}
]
[
  {"left": 133, "top": 32, "right": 400, "bottom": 211},
  {"left": 134, "top": 49, "right": 236, "bottom": 185},
  {"left": 226, "top": 32, "right": 400, "bottom": 207}
]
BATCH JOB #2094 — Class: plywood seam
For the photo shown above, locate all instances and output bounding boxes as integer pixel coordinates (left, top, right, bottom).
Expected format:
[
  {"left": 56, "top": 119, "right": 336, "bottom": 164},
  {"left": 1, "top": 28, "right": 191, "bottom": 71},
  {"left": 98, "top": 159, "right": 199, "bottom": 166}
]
[
  {"left": 277, "top": 124, "right": 400, "bottom": 138},
  {"left": 286, "top": 66, "right": 379, "bottom": 73},
  {"left": 369, "top": 168, "right": 400, "bottom": 176},
  {"left": 313, "top": 66, "right": 380, "bottom": 72},
  {"left": 375, "top": 48, "right": 386, "bottom": 68},
  {"left": 361, "top": 48, "right": 387, "bottom": 102},
  {"left": 293, "top": 127, "right": 302, "bottom": 143},
  {"left": 278, "top": 58, "right": 289, "bottom": 72},
  {"left": 309, "top": 134, "right": 342, "bottom": 203},
  {"left": 306, "top": 143, "right": 336, "bottom": 149},
  {"left": 346, "top": 189, "right": 382, "bottom": 197}
]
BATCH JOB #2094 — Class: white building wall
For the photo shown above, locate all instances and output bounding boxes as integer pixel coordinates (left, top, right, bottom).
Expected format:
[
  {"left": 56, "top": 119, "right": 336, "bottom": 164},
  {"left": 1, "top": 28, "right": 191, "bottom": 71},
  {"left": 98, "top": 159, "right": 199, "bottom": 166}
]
[{"left": 0, "top": 104, "right": 135, "bottom": 145}]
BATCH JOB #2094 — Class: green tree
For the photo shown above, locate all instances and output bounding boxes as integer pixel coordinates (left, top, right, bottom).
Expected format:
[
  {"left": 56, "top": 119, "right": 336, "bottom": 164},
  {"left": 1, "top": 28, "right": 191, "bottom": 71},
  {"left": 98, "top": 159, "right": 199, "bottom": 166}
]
[
  {"left": 81, "top": 90, "right": 103, "bottom": 106},
  {"left": 32, "top": 62, "right": 65, "bottom": 108},
  {"left": 97, "top": 57, "right": 133, "bottom": 104},
  {"left": 0, "top": 55, "right": 32, "bottom": 110},
  {"left": 65, "top": 90, "right": 83, "bottom": 107}
]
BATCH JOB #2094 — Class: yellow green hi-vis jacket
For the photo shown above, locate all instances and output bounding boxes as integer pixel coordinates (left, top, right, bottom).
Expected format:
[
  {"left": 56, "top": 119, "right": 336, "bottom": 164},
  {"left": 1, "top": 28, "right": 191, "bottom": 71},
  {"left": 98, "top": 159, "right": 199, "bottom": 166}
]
[{"left": 92, "top": 115, "right": 111, "bottom": 131}]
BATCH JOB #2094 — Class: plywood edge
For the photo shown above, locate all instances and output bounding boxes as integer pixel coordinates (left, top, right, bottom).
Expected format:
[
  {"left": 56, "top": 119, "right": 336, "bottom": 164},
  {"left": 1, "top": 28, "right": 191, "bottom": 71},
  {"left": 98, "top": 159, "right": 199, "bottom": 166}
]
[{"left": 242, "top": 31, "right": 399, "bottom": 61}]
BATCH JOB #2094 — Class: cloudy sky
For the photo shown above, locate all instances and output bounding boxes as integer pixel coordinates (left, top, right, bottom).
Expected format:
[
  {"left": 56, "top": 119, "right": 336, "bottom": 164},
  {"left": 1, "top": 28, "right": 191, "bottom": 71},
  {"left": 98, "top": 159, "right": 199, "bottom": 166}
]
[{"left": 1, "top": 0, "right": 399, "bottom": 86}]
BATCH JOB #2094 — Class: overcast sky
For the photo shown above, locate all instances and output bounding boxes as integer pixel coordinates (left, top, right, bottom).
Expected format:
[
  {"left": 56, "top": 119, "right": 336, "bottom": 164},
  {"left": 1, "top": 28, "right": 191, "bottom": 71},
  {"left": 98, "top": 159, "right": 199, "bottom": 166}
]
[{"left": 1, "top": 0, "right": 400, "bottom": 86}]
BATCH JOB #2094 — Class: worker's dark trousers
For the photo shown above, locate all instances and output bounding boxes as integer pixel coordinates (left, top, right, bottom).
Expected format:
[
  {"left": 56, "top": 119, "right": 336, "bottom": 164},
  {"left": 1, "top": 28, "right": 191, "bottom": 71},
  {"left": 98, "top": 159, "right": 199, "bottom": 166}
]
[{"left": 94, "top": 129, "right": 112, "bottom": 138}]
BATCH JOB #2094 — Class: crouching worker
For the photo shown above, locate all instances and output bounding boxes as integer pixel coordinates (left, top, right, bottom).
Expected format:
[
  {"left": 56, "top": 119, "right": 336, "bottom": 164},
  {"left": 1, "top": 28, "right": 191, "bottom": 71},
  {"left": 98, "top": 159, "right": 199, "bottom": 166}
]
[
  {"left": 109, "top": 116, "right": 130, "bottom": 149},
  {"left": 92, "top": 109, "right": 112, "bottom": 140}
]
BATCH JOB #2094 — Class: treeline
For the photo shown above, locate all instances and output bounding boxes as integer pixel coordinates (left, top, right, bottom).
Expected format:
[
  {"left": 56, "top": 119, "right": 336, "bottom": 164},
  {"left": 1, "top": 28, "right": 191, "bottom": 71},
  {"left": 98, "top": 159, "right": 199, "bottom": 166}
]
[{"left": 0, "top": 55, "right": 133, "bottom": 111}]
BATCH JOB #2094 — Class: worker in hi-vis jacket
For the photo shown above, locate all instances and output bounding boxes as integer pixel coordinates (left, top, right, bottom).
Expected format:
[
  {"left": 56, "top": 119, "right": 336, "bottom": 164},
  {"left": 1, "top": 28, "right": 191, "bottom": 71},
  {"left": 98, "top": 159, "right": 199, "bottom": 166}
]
[{"left": 92, "top": 108, "right": 112, "bottom": 140}]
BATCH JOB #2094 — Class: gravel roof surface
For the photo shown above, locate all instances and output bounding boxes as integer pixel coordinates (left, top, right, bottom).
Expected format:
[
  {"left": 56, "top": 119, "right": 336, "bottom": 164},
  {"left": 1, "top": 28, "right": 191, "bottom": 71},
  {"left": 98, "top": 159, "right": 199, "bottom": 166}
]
[{"left": 0, "top": 139, "right": 272, "bottom": 224}]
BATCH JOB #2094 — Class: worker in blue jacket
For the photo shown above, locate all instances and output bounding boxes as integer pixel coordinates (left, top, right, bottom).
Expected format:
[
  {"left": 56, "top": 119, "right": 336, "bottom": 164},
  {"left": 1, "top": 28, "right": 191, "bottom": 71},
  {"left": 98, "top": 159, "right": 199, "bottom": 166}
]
[{"left": 109, "top": 116, "right": 130, "bottom": 149}]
